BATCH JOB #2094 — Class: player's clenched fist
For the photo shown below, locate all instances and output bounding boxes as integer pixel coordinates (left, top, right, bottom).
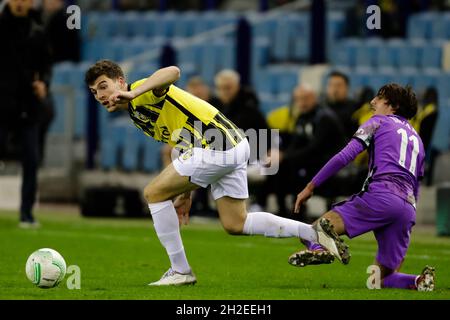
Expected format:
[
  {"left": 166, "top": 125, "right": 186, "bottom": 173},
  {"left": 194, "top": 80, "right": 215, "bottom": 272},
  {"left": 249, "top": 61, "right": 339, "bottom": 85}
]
[{"left": 108, "top": 90, "right": 135, "bottom": 106}]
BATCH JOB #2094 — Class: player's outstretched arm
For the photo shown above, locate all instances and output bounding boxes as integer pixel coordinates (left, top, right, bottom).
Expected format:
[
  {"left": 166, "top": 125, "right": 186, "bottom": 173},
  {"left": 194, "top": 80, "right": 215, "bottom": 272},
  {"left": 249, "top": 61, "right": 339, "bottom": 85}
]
[
  {"left": 293, "top": 138, "right": 366, "bottom": 213},
  {"left": 130, "top": 66, "right": 181, "bottom": 98},
  {"left": 108, "top": 66, "right": 181, "bottom": 106}
]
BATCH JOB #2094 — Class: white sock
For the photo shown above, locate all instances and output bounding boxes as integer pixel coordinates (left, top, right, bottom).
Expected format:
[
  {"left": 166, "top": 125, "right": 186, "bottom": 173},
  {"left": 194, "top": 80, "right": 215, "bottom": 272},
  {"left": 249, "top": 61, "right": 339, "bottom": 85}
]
[
  {"left": 243, "top": 212, "right": 317, "bottom": 242},
  {"left": 148, "top": 200, "right": 191, "bottom": 274}
]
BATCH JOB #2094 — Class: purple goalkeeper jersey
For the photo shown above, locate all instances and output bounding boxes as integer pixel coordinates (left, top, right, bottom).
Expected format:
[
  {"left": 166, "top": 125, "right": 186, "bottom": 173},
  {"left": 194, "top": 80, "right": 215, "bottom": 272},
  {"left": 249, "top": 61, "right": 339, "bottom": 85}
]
[{"left": 312, "top": 114, "right": 425, "bottom": 206}]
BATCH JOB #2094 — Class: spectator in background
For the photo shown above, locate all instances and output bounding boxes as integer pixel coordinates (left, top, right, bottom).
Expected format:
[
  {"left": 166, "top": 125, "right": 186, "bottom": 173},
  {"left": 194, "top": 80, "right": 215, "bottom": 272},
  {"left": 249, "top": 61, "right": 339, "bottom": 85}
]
[
  {"left": 213, "top": 69, "right": 267, "bottom": 134},
  {"left": 411, "top": 86, "right": 439, "bottom": 185},
  {"left": 259, "top": 85, "right": 346, "bottom": 220},
  {"left": 266, "top": 90, "right": 302, "bottom": 147},
  {"left": 0, "top": 0, "right": 51, "bottom": 228},
  {"left": 40, "top": 0, "right": 80, "bottom": 63},
  {"left": 324, "top": 71, "right": 358, "bottom": 141},
  {"left": 254, "top": 85, "right": 302, "bottom": 215},
  {"left": 214, "top": 69, "right": 269, "bottom": 166}
]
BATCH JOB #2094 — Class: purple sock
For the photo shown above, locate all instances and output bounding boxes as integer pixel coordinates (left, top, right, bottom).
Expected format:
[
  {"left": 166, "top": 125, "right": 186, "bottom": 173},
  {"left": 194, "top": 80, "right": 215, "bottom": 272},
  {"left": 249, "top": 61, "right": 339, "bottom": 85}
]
[
  {"left": 383, "top": 272, "right": 417, "bottom": 289},
  {"left": 303, "top": 240, "right": 325, "bottom": 251}
]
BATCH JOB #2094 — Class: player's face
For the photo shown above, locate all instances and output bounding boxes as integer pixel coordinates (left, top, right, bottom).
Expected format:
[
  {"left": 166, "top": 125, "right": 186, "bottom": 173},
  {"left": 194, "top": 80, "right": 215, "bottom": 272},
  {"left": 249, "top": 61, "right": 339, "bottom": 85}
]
[
  {"left": 370, "top": 96, "right": 395, "bottom": 116},
  {"left": 8, "top": 0, "right": 33, "bottom": 17},
  {"left": 326, "top": 76, "right": 349, "bottom": 103},
  {"left": 89, "top": 75, "right": 127, "bottom": 112}
]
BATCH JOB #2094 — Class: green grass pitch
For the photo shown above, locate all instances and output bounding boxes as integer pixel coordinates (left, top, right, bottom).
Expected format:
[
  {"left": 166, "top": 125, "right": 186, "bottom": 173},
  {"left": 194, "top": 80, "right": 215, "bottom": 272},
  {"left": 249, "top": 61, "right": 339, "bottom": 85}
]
[{"left": 0, "top": 209, "right": 449, "bottom": 300}]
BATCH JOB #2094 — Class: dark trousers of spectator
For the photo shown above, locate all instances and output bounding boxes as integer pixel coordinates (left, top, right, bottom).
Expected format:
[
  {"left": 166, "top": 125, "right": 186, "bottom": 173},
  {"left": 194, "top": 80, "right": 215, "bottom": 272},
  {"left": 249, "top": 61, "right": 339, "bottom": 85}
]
[{"left": 0, "top": 124, "right": 39, "bottom": 222}]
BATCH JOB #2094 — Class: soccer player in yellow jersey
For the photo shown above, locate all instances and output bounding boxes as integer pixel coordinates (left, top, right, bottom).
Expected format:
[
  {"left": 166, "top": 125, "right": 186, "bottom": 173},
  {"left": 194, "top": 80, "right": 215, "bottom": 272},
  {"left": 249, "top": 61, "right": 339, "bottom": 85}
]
[{"left": 85, "top": 60, "right": 345, "bottom": 286}]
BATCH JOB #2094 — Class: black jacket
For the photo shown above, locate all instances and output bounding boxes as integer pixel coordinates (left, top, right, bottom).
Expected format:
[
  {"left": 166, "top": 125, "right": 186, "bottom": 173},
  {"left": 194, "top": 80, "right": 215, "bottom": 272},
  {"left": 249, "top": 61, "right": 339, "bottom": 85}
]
[
  {"left": 0, "top": 7, "right": 51, "bottom": 125},
  {"left": 212, "top": 86, "right": 268, "bottom": 133},
  {"left": 211, "top": 87, "right": 269, "bottom": 159},
  {"left": 283, "top": 106, "right": 346, "bottom": 173},
  {"left": 326, "top": 98, "right": 358, "bottom": 141}
]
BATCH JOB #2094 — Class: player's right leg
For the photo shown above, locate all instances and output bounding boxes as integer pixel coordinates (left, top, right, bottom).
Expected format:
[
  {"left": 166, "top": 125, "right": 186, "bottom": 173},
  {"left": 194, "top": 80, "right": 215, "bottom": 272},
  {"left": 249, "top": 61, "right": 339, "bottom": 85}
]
[
  {"left": 288, "top": 211, "right": 349, "bottom": 266},
  {"left": 144, "top": 163, "right": 199, "bottom": 286}
]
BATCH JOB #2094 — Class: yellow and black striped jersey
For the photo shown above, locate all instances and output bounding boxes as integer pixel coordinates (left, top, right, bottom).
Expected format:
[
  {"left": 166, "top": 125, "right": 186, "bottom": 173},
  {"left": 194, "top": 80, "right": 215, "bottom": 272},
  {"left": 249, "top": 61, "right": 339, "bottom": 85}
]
[{"left": 127, "top": 79, "right": 245, "bottom": 151}]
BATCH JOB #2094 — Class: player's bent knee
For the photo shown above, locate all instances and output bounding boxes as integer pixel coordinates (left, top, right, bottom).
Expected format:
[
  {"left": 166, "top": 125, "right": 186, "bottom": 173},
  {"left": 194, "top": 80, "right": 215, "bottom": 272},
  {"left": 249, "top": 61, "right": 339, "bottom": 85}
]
[
  {"left": 222, "top": 220, "right": 245, "bottom": 235},
  {"left": 143, "top": 184, "right": 163, "bottom": 203}
]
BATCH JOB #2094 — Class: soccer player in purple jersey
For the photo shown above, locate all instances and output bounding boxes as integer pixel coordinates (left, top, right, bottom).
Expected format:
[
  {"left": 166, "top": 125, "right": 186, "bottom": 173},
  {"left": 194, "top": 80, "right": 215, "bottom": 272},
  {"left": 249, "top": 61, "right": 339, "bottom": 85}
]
[{"left": 289, "top": 84, "right": 435, "bottom": 291}]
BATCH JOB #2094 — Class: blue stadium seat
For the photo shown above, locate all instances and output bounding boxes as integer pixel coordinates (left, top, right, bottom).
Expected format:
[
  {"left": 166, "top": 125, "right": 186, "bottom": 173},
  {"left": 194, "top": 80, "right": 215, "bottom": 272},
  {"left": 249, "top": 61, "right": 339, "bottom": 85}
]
[
  {"left": 419, "top": 42, "right": 442, "bottom": 71},
  {"left": 290, "top": 14, "right": 310, "bottom": 61},
  {"left": 407, "top": 13, "right": 433, "bottom": 40},
  {"left": 48, "top": 93, "right": 66, "bottom": 134},
  {"left": 431, "top": 100, "right": 450, "bottom": 151},
  {"left": 326, "top": 11, "right": 345, "bottom": 61},
  {"left": 142, "top": 137, "right": 162, "bottom": 172},
  {"left": 259, "top": 93, "right": 284, "bottom": 116},
  {"left": 122, "top": 127, "right": 141, "bottom": 171},
  {"left": 100, "top": 118, "right": 129, "bottom": 170},
  {"left": 252, "top": 15, "right": 277, "bottom": 43},
  {"left": 355, "top": 41, "right": 378, "bottom": 68},
  {"left": 254, "top": 70, "right": 275, "bottom": 95},
  {"left": 278, "top": 71, "right": 300, "bottom": 96},
  {"left": 118, "top": 11, "right": 138, "bottom": 37},
  {"left": 397, "top": 42, "right": 422, "bottom": 70},
  {"left": 74, "top": 89, "right": 88, "bottom": 138},
  {"left": 331, "top": 38, "right": 359, "bottom": 67},
  {"left": 216, "top": 39, "right": 235, "bottom": 70},
  {"left": 173, "top": 11, "right": 197, "bottom": 38},
  {"left": 388, "top": 72, "right": 415, "bottom": 87},
  {"left": 430, "top": 14, "right": 450, "bottom": 40},
  {"left": 349, "top": 72, "right": 369, "bottom": 94},
  {"left": 200, "top": 43, "right": 218, "bottom": 85},
  {"left": 154, "top": 11, "right": 177, "bottom": 38},
  {"left": 375, "top": 43, "right": 397, "bottom": 69},
  {"left": 272, "top": 19, "right": 291, "bottom": 61},
  {"left": 412, "top": 70, "right": 438, "bottom": 93},
  {"left": 51, "top": 62, "right": 74, "bottom": 86},
  {"left": 177, "top": 43, "right": 202, "bottom": 69},
  {"left": 137, "top": 12, "right": 158, "bottom": 38},
  {"left": 437, "top": 72, "right": 450, "bottom": 101}
]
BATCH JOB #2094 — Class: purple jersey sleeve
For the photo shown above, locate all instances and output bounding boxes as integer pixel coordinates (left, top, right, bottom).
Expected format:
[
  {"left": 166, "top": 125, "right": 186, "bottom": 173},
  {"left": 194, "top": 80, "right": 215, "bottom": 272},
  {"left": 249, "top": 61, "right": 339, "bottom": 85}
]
[
  {"left": 352, "top": 115, "right": 382, "bottom": 148},
  {"left": 312, "top": 138, "right": 366, "bottom": 187}
]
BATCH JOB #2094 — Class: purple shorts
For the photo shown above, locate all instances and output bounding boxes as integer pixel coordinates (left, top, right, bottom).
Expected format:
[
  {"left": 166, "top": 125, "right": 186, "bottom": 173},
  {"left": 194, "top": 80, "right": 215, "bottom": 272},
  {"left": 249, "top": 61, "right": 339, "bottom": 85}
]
[{"left": 332, "top": 191, "right": 416, "bottom": 270}]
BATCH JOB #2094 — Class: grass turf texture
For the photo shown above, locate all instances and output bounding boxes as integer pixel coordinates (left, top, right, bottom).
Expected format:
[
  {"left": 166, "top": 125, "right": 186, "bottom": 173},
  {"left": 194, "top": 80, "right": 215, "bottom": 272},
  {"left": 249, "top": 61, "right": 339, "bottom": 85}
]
[{"left": 0, "top": 209, "right": 449, "bottom": 300}]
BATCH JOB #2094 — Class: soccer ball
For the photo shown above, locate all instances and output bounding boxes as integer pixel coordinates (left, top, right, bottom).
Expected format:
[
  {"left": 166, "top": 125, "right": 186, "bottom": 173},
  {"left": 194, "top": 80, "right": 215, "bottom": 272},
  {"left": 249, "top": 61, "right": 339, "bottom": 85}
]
[{"left": 25, "top": 248, "right": 67, "bottom": 288}]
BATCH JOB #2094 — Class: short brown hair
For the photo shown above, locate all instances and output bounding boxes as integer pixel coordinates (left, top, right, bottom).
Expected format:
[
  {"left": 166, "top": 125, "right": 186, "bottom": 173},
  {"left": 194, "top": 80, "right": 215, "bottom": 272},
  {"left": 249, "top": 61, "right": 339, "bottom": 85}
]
[
  {"left": 85, "top": 60, "right": 124, "bottom": 85},
  {"left": 376, "top": 83, "right": 418, "bottom": 120}
]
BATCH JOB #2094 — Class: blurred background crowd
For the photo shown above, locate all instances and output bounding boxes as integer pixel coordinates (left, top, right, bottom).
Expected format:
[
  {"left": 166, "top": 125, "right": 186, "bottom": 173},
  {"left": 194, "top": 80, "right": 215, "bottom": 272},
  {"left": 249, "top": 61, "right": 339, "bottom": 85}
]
[{"left": 0, "top": 0, "right": 449, "bottom": 233}]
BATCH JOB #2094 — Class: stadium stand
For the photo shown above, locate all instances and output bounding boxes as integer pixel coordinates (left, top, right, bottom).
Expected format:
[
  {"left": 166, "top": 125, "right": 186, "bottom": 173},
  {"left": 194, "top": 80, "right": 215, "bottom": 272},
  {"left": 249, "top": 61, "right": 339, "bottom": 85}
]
[{"left": 47, "top": 10, "right": 449, "bottom": 173}]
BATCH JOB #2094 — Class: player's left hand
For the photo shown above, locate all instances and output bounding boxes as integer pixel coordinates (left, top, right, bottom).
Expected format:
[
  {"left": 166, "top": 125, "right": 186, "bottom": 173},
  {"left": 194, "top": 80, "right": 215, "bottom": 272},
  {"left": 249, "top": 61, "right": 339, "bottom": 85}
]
[
  {"left": 174, "top": 193, "right": 192, "bottom": 226},
  {"left": 108, "top": 90, "right": 134, "bottom": 106},
  {"left": 294, "top": 182, "right": 315, "bottom": 214}
]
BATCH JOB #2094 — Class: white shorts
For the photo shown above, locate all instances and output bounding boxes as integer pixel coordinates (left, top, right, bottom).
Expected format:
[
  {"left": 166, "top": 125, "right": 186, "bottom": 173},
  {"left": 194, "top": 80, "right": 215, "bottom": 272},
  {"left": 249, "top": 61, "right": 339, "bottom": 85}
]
[{"left": 172, "top": 139, "right": 250, "bottom": 200}]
